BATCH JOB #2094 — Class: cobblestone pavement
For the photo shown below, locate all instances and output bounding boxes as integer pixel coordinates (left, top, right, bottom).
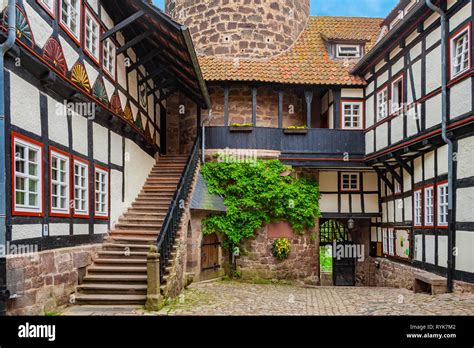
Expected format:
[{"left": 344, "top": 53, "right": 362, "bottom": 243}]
[{"left": 157, "top": 281, "right": 474, "bottom": 316}]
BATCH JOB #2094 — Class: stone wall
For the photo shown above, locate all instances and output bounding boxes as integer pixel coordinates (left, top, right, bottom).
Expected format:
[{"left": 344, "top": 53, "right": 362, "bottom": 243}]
[
  {"left": 166, "top": 0, "right": 310, "bottom": 59},
  {"left": 237, "top": 221, "right": 319, "bottom": 284},
  {"left": 6, "top": 244, "right": 102, "bottom": 315}
]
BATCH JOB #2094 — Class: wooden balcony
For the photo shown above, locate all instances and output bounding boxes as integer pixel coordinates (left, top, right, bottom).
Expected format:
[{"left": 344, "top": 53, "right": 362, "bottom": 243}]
[{"left": 204, "top": 127, "right": 366, "bottom": 167}]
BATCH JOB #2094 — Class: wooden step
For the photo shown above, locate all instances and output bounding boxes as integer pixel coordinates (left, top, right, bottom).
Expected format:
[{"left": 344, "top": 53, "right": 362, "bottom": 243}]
[{"left": 74, "top": 293, "right": 146, "bottom": 305}]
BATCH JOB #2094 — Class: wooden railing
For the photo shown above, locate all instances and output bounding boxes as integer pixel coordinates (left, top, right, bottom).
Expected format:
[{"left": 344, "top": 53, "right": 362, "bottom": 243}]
[{"left": 157, "top": 134, "right": 200, "bottom": 284}]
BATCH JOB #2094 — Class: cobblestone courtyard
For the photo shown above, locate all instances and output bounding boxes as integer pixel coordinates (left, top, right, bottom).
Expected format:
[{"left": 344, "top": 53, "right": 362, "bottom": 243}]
[{"left": 63, "top": 281, "right": 474, "bottom": 316}]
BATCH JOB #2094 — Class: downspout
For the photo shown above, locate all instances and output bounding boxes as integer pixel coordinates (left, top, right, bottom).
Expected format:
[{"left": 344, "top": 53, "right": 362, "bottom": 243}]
[
  {"left": 201, "top": 109, "right": 212, "bottom": 164},
  {"left": 0, "top": 0, "right": 17, "bottom": 315},
  {"left": 425, "top": 0, "right": 454, "bottom": 292}
]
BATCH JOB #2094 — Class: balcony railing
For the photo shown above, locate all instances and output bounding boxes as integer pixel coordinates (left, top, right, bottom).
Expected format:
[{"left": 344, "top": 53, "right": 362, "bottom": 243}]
[{"left": 205, "top": 127, "right": 365, "bottom": 161}]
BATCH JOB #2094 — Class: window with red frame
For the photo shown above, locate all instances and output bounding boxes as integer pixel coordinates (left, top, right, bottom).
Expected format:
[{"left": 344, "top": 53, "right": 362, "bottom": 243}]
[
  {"left": 94, "top": 166, "right": 109, "bottom": 218},
  {"left": 60, "top": 0, "right": 81, "bottom": 42},
  {"left": 414, "top": 189, "right": 422, "bottom": 227},
  {"left": 50, "top": 149, "right": 70, "bottom": 216},
  {"left": 73, "top": 158, "right": 89, "bottom": 217},
  {"left": 376, "top": 87, "right": 388, "bottom": 120},
  {"left": 84, "top": 7, "right": 100, "bottom": 63},
  {"left": 38, "top": 0, "right": 55, "bottom": 17},
  {"left": 424, "top": 186, "right": 434, "bottom": 226},
  {"left": 12, "top": 134, "right": 43, "bottom": 216},
  {"left": 391, "top": 75, "right": 404, "bottom": 114},
  {"left": 450, "top": 26, "right": 470, "bottom": 78},
  {"left": 437, "top": 183, "right": 448, "bottom": 227},
  {"left": 103, "top": 38, "right": 116, "bottom": 80},
  {"left": 341, "top": 101, "right": 363, "bottom": 129}
]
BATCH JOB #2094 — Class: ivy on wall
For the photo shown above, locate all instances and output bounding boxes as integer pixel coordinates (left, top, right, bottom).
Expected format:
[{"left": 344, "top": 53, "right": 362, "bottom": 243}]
[{"left": 201, "top": 159, "right": 322, "bottom": 249}]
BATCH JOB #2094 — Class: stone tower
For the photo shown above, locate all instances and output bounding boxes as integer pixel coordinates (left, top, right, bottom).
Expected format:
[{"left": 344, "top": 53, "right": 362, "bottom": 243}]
[{"left": 165, "top": 0, "right": 311, "bottom": 59}]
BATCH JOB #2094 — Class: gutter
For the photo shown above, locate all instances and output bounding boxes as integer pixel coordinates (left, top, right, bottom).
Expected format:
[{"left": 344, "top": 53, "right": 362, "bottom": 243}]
[
  {"left": 0, "top": 0, "right": 17, "bottom": 315},
  {"left": 425, "top": 0, "right": 454, "bottom": 293}
]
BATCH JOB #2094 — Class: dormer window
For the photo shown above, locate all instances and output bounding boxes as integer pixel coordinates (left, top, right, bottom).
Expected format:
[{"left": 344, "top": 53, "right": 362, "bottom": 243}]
[
  {"left": 336, "top": 44, "right": 361, "bottom": 59},
  {"left": 390, "top": 11, "right": 404, "bottom": 29}
]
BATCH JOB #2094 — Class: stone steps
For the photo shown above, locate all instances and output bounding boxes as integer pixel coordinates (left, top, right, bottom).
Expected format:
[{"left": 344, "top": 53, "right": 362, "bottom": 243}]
[{"left": 74, "top": 293, "right": 147, "bottom": 305}]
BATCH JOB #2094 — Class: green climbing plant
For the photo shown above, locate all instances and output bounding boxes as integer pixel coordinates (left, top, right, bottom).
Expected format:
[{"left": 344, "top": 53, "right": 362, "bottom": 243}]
[{"left": 201, "top": 159, "right": 321, "bottom": 249}]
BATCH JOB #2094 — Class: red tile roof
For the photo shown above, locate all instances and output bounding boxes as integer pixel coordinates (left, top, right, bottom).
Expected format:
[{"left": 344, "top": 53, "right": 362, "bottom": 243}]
[{"left": 198, "top": 16, "right": 383, "bottom": 86}]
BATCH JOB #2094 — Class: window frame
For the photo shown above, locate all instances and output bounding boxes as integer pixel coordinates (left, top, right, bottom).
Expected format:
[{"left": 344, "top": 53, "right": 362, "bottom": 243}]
[
  {"left": 437, "top": 181, "right": 449, "bottom": 228},
  {"left": 37, "top": 0, "right": 56, "bottom": 18},
  {"left": 340, "top": 100, "right": 364, "bottom": 130},
  {"left": 414, "top": 188, "right": 422, "bottom": 227},
  {"left": 390, "top": 73, "right": 404, "bottom": 114},
  {"left": 11, "top": 132, "right": 44, "bottom": 217},
  {"left": 83, "top": 6, "right": 101, "bottom": 65},
  {"left": 49, "top": 147, "right": 71, "bottom": 217},
  {"left": 382, "top": 228, "right": 388, "bottom": 255},
  {"left": 94, "top": 165, "right": 109, "bottom": 219},
  {"left": 341, "top": 172, "right": 360, "bottom": 192},
  {"left": 387, "top": 228, "right": 395, "bottom": 256},
  {"left": 376, "top": 86, "right": 389, "bottom": 121},
  {"left": 335, "top": 44, "right": 361, "bottom": 59},
  {"left": 102, "top": 37, "right": 117, "bottom": 81},
  {"left": 449, "top": 22, "right": 471, "bottom": 80},
  {"left": 59, "top": 0, "right": 82, "bottom": 45},
  {"left": 423, "top": 185, "right": 435, "bottom": 227},
  {"left": 72, "top": 156, "right": 90, "bottom": 218}
]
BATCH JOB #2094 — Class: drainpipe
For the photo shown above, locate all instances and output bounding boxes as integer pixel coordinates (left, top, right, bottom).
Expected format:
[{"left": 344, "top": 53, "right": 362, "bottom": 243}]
[
  {"left": 425, "top": 0, "right": 454, "bottom": 292},
  {"left": 0, "top": 0, "right": 17, "bottom": 315},
  {"left": 201, "top": 109, "right": 212, "bottom": 164}
]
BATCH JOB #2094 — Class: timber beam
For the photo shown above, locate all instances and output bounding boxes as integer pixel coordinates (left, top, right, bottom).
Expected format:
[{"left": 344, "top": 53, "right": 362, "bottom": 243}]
[
  {"left": 101, "top": 10, "right": 145, "bottom": 41},
  {"left": 374, "top": 167, "right": 394, "bottom": 192}
]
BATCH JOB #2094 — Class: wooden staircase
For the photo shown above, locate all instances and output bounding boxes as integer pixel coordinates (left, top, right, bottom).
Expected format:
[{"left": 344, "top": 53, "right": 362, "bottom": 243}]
[{"left": 74, "top": 155, "right": 189, "bottom": 305}]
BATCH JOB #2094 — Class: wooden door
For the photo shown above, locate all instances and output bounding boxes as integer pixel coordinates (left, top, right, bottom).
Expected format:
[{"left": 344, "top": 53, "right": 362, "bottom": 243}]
[{"left": 201, "top": 234, "right": 221, "bottom": 280}]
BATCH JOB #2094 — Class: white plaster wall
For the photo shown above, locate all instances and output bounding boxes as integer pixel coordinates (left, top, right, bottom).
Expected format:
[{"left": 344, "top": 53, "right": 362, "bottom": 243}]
[
  {"left": 455, "top": 231, "right": 474, "bottom": 273},
  {"left": 49, "top": 223, "right": 70, "bottom": 236},
  {"left": 72, "top": 112, "right": 88, "bottom": 156},
  {"left": 425, "top": 45, "right": 441, "bottom": 94},
  {"left": 456, "top": 187, "right": 474, "bottom": 222},
  {"left": 414, "top": 156, "right": 423, "bottom": 183},
  {"left": 376, "top": 70, "right": 389, "bottom": 86},
  {"left": 124, "top": 139, "right": 155, "bottom": 207},
  {"left": 387, "top": 200, "right": 394, "bottom": 223},
  {"left": 438, "top": 235, "right": 448, "bottom": 268},
  {"left": 424, "top": 11, "right": 440, "bottom": 29},
  {"left": 365, "top": 194, "right": 379, "bottom": 213},
  {"left": 425, "top": 235, "right": 436, "bottom": 265},
  {"left": 450, "top": 79, "right": 472, "bottom": 119},
  {"left": 382, "top": 202, "right": 387, "bottom": 223},
  {"left": 449, "top": 2, "right": 471, "bottom": 30},
  {"left": 10, "top": 71, "right": 41, "bottom": 136},
  {"left": 100, "top": 6, "right": 114, "bottom": 29},
  {"left": 110, "top": 170, "right": 125, "bottom": 228},
  {"left": 414, "top": 234, "right": 423, "bottom": 261},
  {"left": 389, "top": 46, "right": 401, "bottom": 60},
  {"left": 24, "top": 1, "right": 53, "bottom": 49},
  {"left": 84, "top": 61, "right": 99, "bottom": 87},
  {"left": 437, "top": 145, "right": 448, "bottom": 176},
  {"left": 395, "top": 198, "right": 403, "bottom": 222},
  {"left": 73, "top": 224, "right": 89, "bottom": 235},
  {"left": 426, "top": 27, "right": 441, "bottom": 50},
  {"left": 94, "top": 224, "right": 108, "bottom": 235},
  {"left": 407, "top": 104, "right": 421, "bottom": 137},
  {"left": 58, "top": 37, "right": 79, "bottom": 71},
  {"left": 391, "top": 56, "right": 404, "bottom": 76},
  {"left": 405, "top": 29, "right": 418, "bottom": 46},
  {"left": 319, "top": 171, "right": 338, "bottom": 191},
  {"left": 403, "top": 169, "right": 412, "bottom": 191},
  {"left": 11, "top": 225, "right": 42, "bottom": 241},
  {"left": 410, "top": 42, "right": 422, "bottom": 60},
  {"left": 320, "top": 194, "right": 338, "bottom": 213},
  {"left": 374, "top": 59, "right": 386, "bottom": 73},
  {"left": 457, "top": 136, "right": 474, "bottom": 179},
  {"left": 366, "top": 81, "right": 374, "bottom": 96},
  {"left": 93, "top": 123, "right": 109, "bottom": 164},
  {"left": 407, "top": 60, "right": 422, "bottom": 104},
  {"left": 375, "top": 123, "right": 388, "bottom": 151},
  {"left": 328, "top": 105, "right": 334, "bottom": 129},
  {"left": 110, "top": 132, "right": 123, "bottom": 166},
  {"left": 341, "top": 89, "right": 363, "bottom": 99},
  {"left": 352, "top": 195, "right": 362, "bottom": 213},
  {"left": 425, "top": 94, "right": 442, "bottom": 129},
  {"left": 128, "top": 70, "right": 138, "bottom": 102},
  {"left": 391, "top": 114, "right": 403, "bottom": 144},
  {"left": 424, "top": 151, "right": 435, "bottom": 180},
  {"left": 117, "top": 54, "right": 128, "bottom": 90},
  {"left": 363, "top": 172, "right": 378, "bottom": 191},
  {"left": 365, "top": 96, "right": 374, "bottom": 128},
  {"left": 404, "top": 197, "right": 412, "bottom": 221},
  {"left": 47, "top": 96, "right": 69, "bottom": 147}
]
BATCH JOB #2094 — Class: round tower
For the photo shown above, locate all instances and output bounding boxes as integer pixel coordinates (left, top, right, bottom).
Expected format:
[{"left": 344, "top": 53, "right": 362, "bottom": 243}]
[{"left": 165, "top": 0, "right": 310, "bottom": 59}]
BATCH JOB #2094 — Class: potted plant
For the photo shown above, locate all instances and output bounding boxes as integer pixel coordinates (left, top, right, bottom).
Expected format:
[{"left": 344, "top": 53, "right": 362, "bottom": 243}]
[
  {"left": 272, "top": 238, "right": 291, "bottom": 261},
  {"left": 229, "top": 122, "right": 253, "bottom": 132},
  {"left": 283, "top": 125, "right": 308, "bottom": 134}
]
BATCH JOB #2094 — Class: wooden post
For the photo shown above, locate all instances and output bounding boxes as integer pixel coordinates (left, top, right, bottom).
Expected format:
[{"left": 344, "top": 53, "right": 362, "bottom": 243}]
[
  {"left": 145, "top": 245, "right": 164, "bottom": 311},
  {"left": 305, "top": 91, "right": 313, "bottom": 129},
  {"left": 252, "top": 87, "right": 257, "bottom": 126},
  {"left": 278, "top": 90, "right": 283, "bottom": 129}
]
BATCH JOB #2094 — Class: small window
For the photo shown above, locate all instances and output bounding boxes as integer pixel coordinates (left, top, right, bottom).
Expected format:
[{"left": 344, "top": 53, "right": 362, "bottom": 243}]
[
  {"left": 50, "top": 149, "right": 70, "bottom": 216},
  {"left": 60, "top": 0, "right": 81, "bottom": 42},
  {"left": 437, "top": 183, "right": 448, "bottom": 227},
  {"left": 38, "top": 0, "right": 55, "bottom": 17},
  {"left": 84, "top": 8, "right": 100, "bottom": 63},
  {"left": 341, "top": 173, "right": 359, "bottom": 191},
  {"left": 388, "top": 228, "right": 395, "bottom": 256},
  {"left": 424, "top": 186, "right": 434, "bottom": 226},
  {"left": 336, "top": 44, "right": 361, "bottom": 58},
  {"left": 450, "top": 26, "right": 470, "bottom": 78},
  {"left": 341, "top": 101, "right": 363, "bottom": 129},
  {"left": 377, "top": 87, "right": 388, "bottom": 120},
  {"left": 391, "top": 75, "right": 404, "bottom": 113},
  {"left": 73, "top": 158, "right": 89, "bottom": 217},
  {"left": 103, "top": 38, "right": 116, "bottom": 80},
  {"left": 13, "top": 134, "right": 43, "bottom": 216},
  {"left": 94, "top": 166, "right": 109, "bottom": 218},
  {"left": 414, "top": 189, "right": 422, "bottom": 226},
  {"left": 382, "top": 228, "right": 388, "bottom": 254}
]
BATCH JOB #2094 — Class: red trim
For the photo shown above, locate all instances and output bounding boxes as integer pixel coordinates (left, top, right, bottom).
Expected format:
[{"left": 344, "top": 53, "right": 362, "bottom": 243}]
[
  {"left": 11, "top": 132, "right": 44, "bottom": 217},
  {"left": 422, "top": 184, "right": 435, "bottom": 228},
  {"left": 448, "top": 22, "right": 472, "bottom": 81},
  {"left": 102, "top": 35, "right": 117, "bottom": 82},
  {"left": 340, "top": 99, "right": 364, "bottom": 130},
  {"left": 93, "top": 164, "right": 109, "bottom": 220},
  {"left": 37, "top": 0, "right": 56, "bottom": 19},
  {"left": 72, "top": 155, "right": 90, "bottom": 218},
  {"left": 58, "top": 0, "right": 82, "bottom": 46},
  {"left": 340, "top": 172, "right": 360, "bottom": 192},
  {"left": 436, "top": 180, "right": 449, "bottom": 228},
  {"left": 376, "top": 85, "right": 389, "bottom": 122},
  {"left": 83, "top": 5, "right": 101, "bottom": 66},
  {"left": 390, "top": 72, "right": 405, "bottom": 115},
  {"left": 413, "top": 188, "right": 423, "bottom": 227},
  {"left": 49, "top": 146, "right": 71, "bottom": 217}
]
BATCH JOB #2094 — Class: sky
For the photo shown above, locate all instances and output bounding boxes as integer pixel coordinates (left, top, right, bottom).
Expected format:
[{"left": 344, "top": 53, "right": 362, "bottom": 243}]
[{"left": 152, "top": 0, "right": 399, "bottom": 18}]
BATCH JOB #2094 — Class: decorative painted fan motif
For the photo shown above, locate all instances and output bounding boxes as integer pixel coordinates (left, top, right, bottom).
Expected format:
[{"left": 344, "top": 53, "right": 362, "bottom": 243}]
[
  {"left": 71, "top": 63, "right": 91, "bottom": 93},
  {"left": 123, "top": 103, "right": 133, "bottom": 123},
  {"left": 42, "top": 37, "right": 67, "bottom": 75},
  {"left": 110, "top": 93, "right": 122, "bottom": 115},
  {"left": 134, "top": 112, "right": 143, "bottom": 130},
  {"left": 92, "top": 78, "right": 109, "bottom": 106},
  {"left": 4, "top": 6, "right": 34, "bottom": 48}
]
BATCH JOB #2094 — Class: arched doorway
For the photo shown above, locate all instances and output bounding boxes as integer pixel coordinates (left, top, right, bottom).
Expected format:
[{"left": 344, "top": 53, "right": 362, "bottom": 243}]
[{"left": 319, "top": 219, "right": 356, "bottom": 286}]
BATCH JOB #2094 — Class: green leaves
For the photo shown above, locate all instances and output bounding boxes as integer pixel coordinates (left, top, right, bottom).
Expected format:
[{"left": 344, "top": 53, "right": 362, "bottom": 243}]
[{"left": 201, "top": 159, "right": 322, "bottom": 249}]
